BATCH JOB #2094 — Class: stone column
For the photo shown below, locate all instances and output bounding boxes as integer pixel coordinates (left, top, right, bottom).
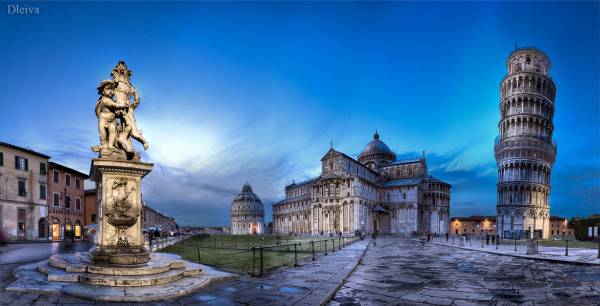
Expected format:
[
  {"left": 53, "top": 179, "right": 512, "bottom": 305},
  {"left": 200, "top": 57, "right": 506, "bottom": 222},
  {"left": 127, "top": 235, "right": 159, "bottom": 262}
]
[{"left": 339, "top": 206, "right": 344, "bottom": 233}]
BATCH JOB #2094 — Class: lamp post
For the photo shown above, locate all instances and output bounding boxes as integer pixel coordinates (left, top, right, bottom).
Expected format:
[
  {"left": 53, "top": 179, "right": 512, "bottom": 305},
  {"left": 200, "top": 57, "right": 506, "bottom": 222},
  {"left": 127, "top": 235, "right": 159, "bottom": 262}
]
[{"left": 62, "top": 187, "right": 70, "bottom": 241}]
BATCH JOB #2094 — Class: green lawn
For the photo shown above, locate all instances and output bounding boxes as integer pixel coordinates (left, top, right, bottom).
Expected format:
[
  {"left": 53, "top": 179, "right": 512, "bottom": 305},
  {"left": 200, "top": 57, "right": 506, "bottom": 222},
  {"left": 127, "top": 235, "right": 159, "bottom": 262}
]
[{"left": 161, "top": 234, "right": 360, "bottom": 275}]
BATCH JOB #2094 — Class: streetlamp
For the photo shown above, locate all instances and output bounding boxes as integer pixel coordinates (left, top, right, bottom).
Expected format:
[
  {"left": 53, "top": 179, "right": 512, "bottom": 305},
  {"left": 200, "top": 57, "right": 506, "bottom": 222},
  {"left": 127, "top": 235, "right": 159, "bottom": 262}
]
[{"left": 62, "top": 187, "right": 70, "bottom": 241}]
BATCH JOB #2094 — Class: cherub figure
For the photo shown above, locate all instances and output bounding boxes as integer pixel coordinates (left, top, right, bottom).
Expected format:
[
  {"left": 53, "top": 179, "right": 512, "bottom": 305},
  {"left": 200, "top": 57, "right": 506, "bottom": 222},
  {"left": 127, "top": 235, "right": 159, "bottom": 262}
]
[
  {"left": 111, "top": 61, "right": 149, "bottom": 153},
  {"left": 93, "top": 80, "right": 128, "bottom": 152}
]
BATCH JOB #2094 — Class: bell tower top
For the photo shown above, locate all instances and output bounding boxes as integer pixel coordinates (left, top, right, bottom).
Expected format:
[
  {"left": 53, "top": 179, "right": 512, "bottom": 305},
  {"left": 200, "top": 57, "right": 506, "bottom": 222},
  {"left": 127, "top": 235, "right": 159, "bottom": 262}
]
[{"left": 506, "top": 47, "right": 551, "bottom": 76}]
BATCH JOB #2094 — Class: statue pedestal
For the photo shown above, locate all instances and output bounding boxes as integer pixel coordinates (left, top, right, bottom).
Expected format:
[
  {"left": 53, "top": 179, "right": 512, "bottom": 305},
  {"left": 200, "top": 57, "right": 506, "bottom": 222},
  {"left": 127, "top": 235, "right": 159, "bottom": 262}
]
[{"left": 89, "top": 158, "right": 153, "bottom": 265}]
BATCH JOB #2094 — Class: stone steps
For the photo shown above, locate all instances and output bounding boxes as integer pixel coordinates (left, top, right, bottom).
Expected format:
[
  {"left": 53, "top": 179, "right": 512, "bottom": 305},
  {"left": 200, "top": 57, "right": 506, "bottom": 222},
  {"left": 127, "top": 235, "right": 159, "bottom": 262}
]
[
  {"left": 39, "top": 261, "right": 203, "bottom": 287},
  {"left": 78, "top": 266, "right": 200, "bottom": 286},
  {"left": 62, "top": 274, "right": 214, "bottom": 302},
  {"left": 38, "top": 252, "right": 204, "bottom": 288},
  {"left": 48, "top": 252, "right": 186, "bottom": 275},
  {"left": 8, "top": 254, "right": 236, "bottom": 302}
]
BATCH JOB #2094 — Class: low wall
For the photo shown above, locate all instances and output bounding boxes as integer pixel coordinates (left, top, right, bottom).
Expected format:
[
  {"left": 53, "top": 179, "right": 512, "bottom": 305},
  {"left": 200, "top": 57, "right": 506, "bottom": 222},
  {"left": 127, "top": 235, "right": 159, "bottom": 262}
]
[{"left": 146, "top": 235, "right": 189, "bottom": 252}]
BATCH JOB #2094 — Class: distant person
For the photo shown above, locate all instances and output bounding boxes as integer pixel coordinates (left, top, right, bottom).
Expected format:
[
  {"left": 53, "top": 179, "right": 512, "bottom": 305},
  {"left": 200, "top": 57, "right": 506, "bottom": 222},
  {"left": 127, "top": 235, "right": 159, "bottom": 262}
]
[
  {"left": 486, "top": 233, "right": 490, "bottom": 245},
  {"left": 426, "top": 232, "right": 431, "bottom": 242},
  {"left": 491, "top": 235, "right": 495, "bottom": 244},
  {"left": 445, "top": 232, "right": 449, "bottom": 242},
  {"left": 371, "top": 229, "right": 378, "bottom": 246}
]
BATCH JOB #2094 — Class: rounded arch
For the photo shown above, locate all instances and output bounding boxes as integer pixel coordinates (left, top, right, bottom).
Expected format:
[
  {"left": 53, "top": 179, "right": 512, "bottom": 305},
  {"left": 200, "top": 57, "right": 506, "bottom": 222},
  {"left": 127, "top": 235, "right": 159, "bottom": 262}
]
[{"left": 38, "top": 217, "right": 47, "bottom": 239}]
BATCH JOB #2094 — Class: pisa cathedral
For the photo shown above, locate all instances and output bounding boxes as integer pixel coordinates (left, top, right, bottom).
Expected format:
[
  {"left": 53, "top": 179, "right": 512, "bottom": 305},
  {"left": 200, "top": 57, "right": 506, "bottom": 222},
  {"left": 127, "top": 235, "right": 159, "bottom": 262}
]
[
  {"left": 495, "top": 47, "right": 557, "bottom": 239},
  {"left": 272, "top": 132, "right": 451, "bottom": 236}
]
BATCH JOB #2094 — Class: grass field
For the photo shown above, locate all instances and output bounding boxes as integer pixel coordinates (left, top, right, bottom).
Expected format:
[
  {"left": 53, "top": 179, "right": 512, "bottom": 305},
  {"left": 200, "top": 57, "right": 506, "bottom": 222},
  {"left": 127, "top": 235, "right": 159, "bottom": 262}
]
[{"left": 161, "top": 234, "right": 359, "bottom": 274}]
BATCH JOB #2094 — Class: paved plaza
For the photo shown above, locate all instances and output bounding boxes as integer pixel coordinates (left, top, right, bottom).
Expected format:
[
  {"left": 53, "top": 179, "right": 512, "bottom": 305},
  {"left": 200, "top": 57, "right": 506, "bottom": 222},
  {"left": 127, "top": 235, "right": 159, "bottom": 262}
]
[
  {"left": 330, "top": 237, "right": 600, "bottom": 305},
  {"left": 2, "top": 237, "right": 600, "bottom": 305},
  {"left": 0, "top": 239, "right": 369, "bottom": 305},
  {"left": 432, "top": 238, "right": 600, "bottom": 266}
]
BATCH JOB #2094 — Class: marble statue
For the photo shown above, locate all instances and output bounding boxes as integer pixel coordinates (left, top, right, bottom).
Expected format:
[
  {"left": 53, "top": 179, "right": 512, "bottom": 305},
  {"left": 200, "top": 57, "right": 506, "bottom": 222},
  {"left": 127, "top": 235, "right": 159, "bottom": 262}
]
[
  {"left": 92, "top": 61, "right": 149, "bottom": 161},
  {"left": 90, "top": 61, "right": 154, "bottom": 265}
]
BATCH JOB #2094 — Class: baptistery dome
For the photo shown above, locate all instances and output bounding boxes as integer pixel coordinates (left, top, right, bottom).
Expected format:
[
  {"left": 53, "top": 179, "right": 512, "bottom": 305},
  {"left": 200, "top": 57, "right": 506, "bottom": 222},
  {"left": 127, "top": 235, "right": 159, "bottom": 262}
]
[
  {"left": 358, "top": 131, "right": 396, "bottom": 170},
  {"left": 231, "top": 181, "right": 265, "bottom": 235}
]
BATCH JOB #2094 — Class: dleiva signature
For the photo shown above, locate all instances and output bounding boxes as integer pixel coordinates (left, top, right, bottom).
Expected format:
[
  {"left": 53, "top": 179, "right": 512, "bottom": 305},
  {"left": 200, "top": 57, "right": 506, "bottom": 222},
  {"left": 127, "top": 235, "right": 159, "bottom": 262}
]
[{"left": 7, "top": 4, "right": 40, "bottom": 15}]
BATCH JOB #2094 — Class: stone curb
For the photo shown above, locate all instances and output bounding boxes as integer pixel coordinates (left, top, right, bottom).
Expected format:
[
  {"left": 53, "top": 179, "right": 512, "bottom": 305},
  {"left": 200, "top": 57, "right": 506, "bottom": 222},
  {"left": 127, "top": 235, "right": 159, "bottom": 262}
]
[
  {"left": 314, "top": 239, "right": 372, "bottom": 306},
  {"left": 432, "top": 242, "right": 600, "bottom": 266}
]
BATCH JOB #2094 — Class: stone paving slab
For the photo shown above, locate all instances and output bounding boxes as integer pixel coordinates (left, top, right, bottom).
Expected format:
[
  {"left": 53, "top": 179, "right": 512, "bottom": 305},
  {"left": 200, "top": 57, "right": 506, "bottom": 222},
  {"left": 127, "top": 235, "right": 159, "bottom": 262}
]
[
  {"left": 432, "top": 240, "right": 600, "bottom": 265},
  {"left": 329, "top": 237, "right": 600, "bottom": 306}
]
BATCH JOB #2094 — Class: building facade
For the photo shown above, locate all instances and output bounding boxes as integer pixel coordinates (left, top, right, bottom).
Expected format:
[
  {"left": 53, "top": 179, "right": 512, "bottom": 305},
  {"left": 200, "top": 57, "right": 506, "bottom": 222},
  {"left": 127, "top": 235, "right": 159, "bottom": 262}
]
[
  {"left": 549, "top": 216, "right": 574, "bottom": 238},
  {"left": 495, "top": 47, "right": 557, "bottom": 239},
  {"left": 47, "top": 162, "right": 88, "bottom": 240},
  {"left": 0, "top": 142, "right": 50, "bottom": 241},
  {"left": 142, "top": 204, "right": 177, "bottom": 234},
  {"left": 450, "top": 216, "right": 496, "bottom": 236},
  {"left": 84, "top": 189, "right": 97, "bottom": 226},
  {"left": 273, "top": 132, "right": 451, "bottom": 236},
  {"left": 231, "top": 182, "right": 265, "bottom": 235}
]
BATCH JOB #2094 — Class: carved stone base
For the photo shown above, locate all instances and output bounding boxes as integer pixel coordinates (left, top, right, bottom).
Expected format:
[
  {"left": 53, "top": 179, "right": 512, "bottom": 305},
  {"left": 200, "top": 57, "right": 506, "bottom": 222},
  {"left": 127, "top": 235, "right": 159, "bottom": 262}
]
[
  {"left": 90, "top": 158, "right": 153, "bottom": 265},
  {"left": 89, "top": 246, "right": 150, "bottom": 265}
]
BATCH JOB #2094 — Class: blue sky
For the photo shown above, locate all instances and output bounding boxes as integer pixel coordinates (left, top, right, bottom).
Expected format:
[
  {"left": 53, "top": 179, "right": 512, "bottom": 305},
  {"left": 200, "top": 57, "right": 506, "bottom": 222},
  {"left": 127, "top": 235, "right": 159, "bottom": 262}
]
[{"left": 1, "top": 1, "right": 598, "bottom": 226}]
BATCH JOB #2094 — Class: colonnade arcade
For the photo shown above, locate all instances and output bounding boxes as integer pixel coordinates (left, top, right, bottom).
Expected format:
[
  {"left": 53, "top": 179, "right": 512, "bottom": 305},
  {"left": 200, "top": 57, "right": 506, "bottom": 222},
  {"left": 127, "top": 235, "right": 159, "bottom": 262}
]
[
  {"left": 499, "top": 116, "right": 553, "bottom": 140},
  {"left": 497, "top": 184, "right": 549, "bottom": 206},
  {"left": 498, "top": 207, "right": 549, "bottom": 239},
  {"left": 500, "top": 95, "right": 553, "bottom": 120},
  {"left": 312, "top": 200, "right": 374, "bottom": 234},
  {"left": 498, "top": 161, "right": 552, "bottom": 185},
  {"left": 500, "top": 73, "right": 555, "bottom": 100}
]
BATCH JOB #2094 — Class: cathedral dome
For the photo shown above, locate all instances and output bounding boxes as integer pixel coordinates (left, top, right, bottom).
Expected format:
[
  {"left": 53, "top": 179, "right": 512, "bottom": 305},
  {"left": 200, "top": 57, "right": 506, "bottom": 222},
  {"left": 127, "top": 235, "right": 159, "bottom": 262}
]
[
  {"left": 358, "top": 131, "right": 396, "bottom": 169},
  {"left": 231, "top": 182, "right": 264, "bottom": 217},
  {"left": 231, "top": 181, "right": 265, "bottom": 235}
]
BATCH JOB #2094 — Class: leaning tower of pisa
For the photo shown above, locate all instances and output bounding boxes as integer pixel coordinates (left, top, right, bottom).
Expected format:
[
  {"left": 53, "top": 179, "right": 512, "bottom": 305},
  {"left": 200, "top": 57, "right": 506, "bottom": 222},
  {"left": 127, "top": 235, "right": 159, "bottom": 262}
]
[{"left": 495, "top": 47, "right": 557, "bottom": 239}]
